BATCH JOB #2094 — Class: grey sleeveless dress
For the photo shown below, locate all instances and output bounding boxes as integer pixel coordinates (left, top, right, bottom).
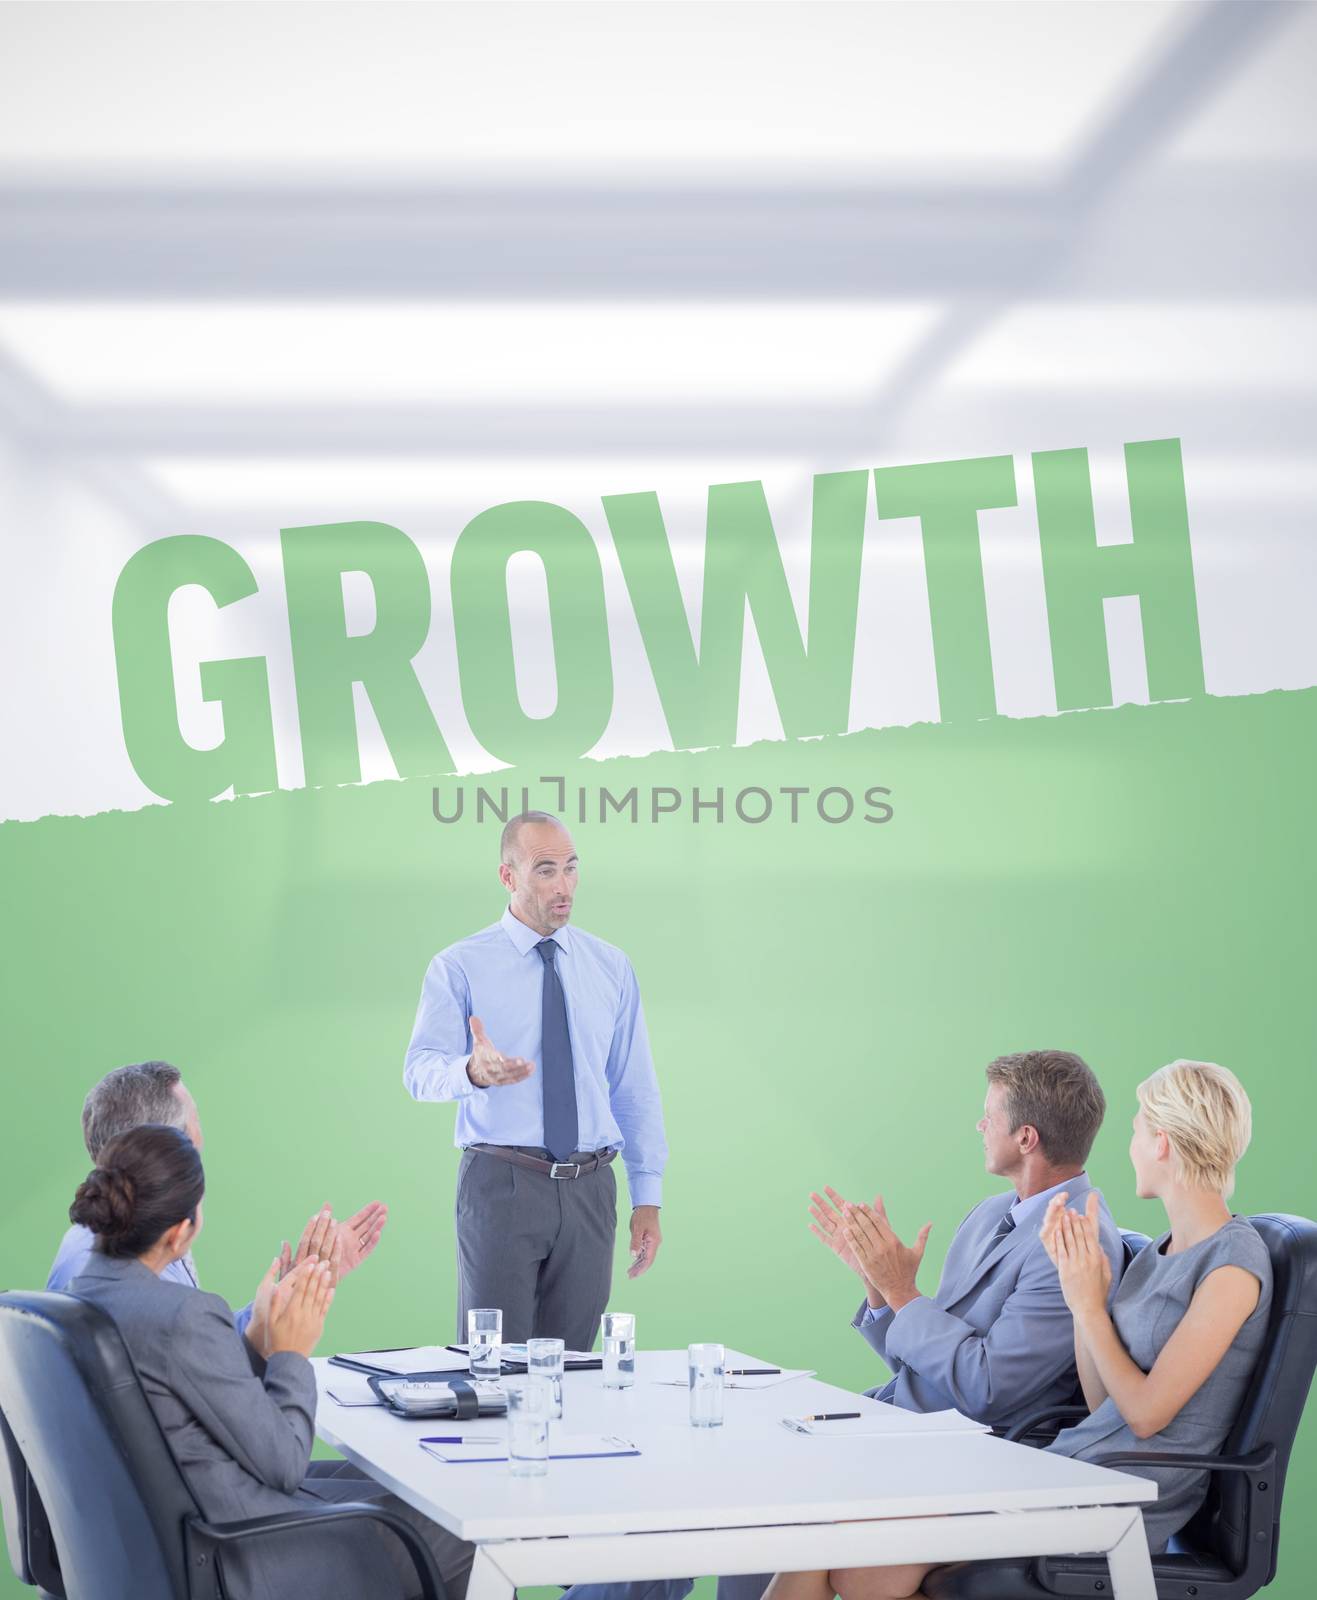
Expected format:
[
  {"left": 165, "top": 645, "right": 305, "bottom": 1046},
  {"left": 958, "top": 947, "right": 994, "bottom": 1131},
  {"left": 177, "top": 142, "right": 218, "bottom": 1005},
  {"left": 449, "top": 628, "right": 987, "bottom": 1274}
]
[{"left": 1046, "top": 1216, "right": 1273, "bottom": 1552}]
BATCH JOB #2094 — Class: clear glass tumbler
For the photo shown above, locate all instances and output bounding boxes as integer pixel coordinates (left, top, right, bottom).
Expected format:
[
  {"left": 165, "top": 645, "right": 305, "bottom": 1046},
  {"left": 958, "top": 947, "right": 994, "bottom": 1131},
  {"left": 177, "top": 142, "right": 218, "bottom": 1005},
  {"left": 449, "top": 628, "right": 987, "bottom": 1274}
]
[
  {"left": 506, "top": 1377, "right": 552, "bottom": 1477},
  {"left": 688, "top": 1342, "right": 725, "bottom": 1427},
  {"left": 468, "top": 1307, "right": 503, "bottom": 1380},
  {"left": 527, "top": 1336, "right": 565, "bottom": 1420},
  {"left": 601, "top": 1311, "right": 636, "bottom": 1389}
]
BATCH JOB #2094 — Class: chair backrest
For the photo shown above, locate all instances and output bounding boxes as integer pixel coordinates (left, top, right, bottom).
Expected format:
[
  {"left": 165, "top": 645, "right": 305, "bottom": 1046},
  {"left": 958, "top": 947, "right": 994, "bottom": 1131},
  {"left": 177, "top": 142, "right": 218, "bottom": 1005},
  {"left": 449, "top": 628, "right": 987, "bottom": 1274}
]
[
  {"left": 1119, "top": 1228, "right": 1152, "bottom": 1267},
  {"left": 0, "top": 1402, "right": 35, "bottom": 1587},
  {"left": 0, "top": 1291, "right": 206, "bottom": 1600},
  {"left": 0, "top": 1407, "right": 62, "bottom": 1598},
  {"left": 1187, "top": 1214, "right": 1317, "bottom": 1582}
]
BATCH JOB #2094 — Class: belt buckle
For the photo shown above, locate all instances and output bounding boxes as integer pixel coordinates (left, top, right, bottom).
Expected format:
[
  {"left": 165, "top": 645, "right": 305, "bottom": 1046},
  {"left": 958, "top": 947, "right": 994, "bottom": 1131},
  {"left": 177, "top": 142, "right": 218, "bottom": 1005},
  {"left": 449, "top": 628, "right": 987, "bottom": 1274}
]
[{"left": 549, "top": 1160, "right": 581, "bottom": 1180}]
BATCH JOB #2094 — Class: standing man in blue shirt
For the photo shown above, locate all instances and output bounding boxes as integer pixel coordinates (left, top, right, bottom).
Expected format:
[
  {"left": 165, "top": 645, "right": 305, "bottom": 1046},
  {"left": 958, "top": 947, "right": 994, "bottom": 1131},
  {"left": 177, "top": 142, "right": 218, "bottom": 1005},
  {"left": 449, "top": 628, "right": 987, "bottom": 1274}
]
[{"left": 404, "top": 811, "right": 668, "bottom": 1350}]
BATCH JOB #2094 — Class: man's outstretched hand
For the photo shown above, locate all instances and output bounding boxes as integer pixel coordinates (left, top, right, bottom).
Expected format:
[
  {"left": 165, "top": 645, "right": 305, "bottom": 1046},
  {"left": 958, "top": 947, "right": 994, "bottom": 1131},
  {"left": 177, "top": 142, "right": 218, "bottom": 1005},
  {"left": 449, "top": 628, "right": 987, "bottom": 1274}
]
[{"left": 466, "top": 1016, "right": 535, "bottom": 1088}]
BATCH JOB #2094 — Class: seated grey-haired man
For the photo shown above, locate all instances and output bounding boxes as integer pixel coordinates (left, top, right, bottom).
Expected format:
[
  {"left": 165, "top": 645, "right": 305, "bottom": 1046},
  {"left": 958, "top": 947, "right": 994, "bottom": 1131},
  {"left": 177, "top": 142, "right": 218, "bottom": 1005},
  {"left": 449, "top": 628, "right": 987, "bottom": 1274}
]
[
  {"left": 565, "top": 1049, "right": 1125, "bottom": 1600},
  {"left": 48, "top": 1059, "right": 388, "bottom": 1350}
]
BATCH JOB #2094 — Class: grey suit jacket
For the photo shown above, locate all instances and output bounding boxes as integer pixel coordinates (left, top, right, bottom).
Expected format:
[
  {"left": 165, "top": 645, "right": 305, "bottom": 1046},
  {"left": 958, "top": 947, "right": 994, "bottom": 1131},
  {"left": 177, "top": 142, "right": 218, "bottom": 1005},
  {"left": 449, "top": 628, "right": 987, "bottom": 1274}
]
[
  {"left": 68, "top": 1255, "right": 401, "bottom": 1600},
  {"left": 853, "top": 1173, "right": 1123, "bottom": 1433}
]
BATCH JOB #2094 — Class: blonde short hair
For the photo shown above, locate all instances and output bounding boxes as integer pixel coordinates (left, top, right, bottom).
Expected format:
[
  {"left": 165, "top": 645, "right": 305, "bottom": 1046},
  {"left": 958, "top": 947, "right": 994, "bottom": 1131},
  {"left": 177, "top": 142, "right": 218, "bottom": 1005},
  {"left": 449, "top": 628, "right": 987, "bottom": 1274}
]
[{"left": 1137, "top": 1059, "right": 1253, "bottom": 1197}]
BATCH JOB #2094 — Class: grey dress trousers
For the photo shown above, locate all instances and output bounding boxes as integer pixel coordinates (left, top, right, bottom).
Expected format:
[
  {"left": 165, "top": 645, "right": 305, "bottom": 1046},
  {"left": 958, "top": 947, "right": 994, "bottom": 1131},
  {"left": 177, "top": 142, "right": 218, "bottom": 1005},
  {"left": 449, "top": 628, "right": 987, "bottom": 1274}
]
[{"left": 455, "top": 1144, "right": 618, "bottom": 1350}]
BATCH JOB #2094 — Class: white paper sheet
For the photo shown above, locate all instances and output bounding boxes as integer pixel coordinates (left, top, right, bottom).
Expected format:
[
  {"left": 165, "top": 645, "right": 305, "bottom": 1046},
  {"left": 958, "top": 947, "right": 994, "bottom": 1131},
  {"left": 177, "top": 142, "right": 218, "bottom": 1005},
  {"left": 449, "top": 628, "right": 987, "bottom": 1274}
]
[
  {"left": 419, "top": 1432, "right": 641, "bottom": 1464},
  {"left": 644, "top": 1351, "right": 815, "bottom": 1389},
  {"left": 786, "top": 1406, "right": 989, "bottom": 1438}
]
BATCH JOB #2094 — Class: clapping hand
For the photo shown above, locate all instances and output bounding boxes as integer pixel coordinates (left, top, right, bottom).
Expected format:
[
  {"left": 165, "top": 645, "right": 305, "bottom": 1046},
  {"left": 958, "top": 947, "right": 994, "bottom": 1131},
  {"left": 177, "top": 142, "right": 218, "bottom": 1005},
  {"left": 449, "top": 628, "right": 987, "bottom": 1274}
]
[
  {"left": 336, "top": 1201, "right": 389, "bottom": 1277},
  {"left": 266, "top": 1257, "right": 337, "bottom": 1359},
  {"left": 840, "top": 1197, "right": 933, "bottom": 1313},
  {"left": 277, "top": 1200, "right": 388, "bottom": 1288},
  {"left": 280, "top": 1204, "right": 337, "bottom": 1284},
  {"left": 246, "top": 1207, "right": 336, "bottom": 1355},
  {"left": 246, "top": 1255, "right": 282, "bottom": 1357},
  {"left": 1039, "top": 1191, "right": 1070, "bottom": 1267},
  {"left": 466, "top": 1016, "right": 535, "bottom": 1088},
  {"left": 809, "top": 1186, "right": 874, "bottom": 1280},
  {"left": 1042, "top": 1190, "right": 1111, "bottom": 1319}
]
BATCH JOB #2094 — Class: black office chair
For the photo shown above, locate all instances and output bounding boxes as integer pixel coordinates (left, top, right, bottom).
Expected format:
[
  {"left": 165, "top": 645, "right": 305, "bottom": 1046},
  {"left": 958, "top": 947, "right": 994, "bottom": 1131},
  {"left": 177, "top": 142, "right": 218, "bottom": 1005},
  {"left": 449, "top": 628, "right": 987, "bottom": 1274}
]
[
  {"left": 0, "top": 1404, "right": 62, "bottom": 1597},
  {"left": 1121, "top": 1228, "right": 1154, "bottom": 1266},
  {"left": 0, "top": 1290, "right": 447, "bottom": 1600},
  {"left": 926, "top": 1213, "right": 1317, "bottom": 1600}
]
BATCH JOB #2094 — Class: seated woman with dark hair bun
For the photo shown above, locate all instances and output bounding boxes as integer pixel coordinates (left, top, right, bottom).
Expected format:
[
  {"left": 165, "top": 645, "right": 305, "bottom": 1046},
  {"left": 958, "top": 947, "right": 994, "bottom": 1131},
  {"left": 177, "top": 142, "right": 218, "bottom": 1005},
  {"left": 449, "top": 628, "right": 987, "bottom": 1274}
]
[{"left": 67, "top": 1124, "right": 474, "bottom": 1600}]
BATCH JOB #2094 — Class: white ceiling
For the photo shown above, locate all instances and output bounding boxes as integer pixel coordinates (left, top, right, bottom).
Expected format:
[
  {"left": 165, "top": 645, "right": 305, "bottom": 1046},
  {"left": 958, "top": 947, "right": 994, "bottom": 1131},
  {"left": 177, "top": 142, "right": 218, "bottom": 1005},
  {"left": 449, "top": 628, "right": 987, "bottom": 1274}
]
[{"left": 0, "top": 2, "right": 1184, "bottom": 182}]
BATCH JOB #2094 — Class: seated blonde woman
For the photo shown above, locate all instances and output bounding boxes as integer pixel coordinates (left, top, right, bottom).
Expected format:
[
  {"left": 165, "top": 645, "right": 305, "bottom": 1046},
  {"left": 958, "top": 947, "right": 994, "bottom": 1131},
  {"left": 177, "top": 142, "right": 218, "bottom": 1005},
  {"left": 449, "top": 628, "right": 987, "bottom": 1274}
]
[{"left": 763, "top": 1059, "right": 1272, "bottom": 1600}]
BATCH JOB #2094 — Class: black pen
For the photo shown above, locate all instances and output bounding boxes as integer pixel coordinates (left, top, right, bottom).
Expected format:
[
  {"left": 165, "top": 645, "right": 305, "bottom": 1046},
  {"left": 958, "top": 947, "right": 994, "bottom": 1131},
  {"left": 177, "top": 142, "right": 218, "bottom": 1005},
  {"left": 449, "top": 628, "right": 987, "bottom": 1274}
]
[
  {"left": 802, "top": 1411, "right": 861, "bottom": 1421},
  {"left": 727, "top": 1368, "right": 781, "bottom": 1376}
]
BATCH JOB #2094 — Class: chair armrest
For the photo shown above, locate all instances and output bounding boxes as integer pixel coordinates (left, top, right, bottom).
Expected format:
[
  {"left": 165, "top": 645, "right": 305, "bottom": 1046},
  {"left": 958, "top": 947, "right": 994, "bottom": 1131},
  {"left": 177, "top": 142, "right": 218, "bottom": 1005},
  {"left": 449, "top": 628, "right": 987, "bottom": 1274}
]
[
  {"left": 1092, "top": 1442, "right": 1276, "bottom": 1474},
  {"left": 1004, "top": 1405, "right": 1089, "bottom": 1444},
  {"left": 186, "top": 1500, "right": 447, "bottom": 1600}
]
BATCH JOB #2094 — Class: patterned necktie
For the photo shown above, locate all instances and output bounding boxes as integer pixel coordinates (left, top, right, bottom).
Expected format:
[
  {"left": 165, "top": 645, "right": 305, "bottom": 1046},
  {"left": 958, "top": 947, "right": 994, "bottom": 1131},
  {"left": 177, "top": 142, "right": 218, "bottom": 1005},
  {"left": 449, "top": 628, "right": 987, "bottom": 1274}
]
[
  {"left": 979, "top": 1208, "right": 1016, "bottom": 1265},
  {"left": 536, "top": 938, "right": 579, "bottom": 1162}
]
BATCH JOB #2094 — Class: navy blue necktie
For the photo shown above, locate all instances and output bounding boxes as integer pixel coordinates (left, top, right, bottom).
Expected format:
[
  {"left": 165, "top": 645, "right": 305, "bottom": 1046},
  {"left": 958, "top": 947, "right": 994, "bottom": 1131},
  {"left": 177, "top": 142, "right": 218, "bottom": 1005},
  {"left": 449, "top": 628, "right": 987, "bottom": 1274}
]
[
  {"left": 979, "top": 1208, "right": 1016, "bottom": 1265},
  {"left": 536, "top": 939, "right": 579, "bottom": 1161}
]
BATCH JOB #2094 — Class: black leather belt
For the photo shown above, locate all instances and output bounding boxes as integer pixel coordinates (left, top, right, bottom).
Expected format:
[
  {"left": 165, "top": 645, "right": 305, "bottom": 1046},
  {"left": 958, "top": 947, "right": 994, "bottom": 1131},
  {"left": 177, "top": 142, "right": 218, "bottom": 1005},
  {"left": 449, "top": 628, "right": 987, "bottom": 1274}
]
[{"left": 468, "top": 1143, "right": 618, "bottom": 1180}]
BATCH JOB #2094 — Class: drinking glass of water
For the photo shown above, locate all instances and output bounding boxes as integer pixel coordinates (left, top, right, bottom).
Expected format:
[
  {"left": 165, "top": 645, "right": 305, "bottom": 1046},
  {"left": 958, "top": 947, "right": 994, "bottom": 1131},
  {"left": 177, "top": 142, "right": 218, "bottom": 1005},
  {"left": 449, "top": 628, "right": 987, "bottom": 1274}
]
[
  {"left": 505, "top": 1377, "right": 552, "bottom": 1477},
  {"left": 688, "top": 1342, "right": 724, "bottom": 1427},
  {"left": 527, "top": 1337, "right": 565, "bottom": 1420},
  {"left": 468, "top": 1307, "right": 502, "bottom": 1380},
  {"left": 601, "top": 1311, "right": 636, "bottom": 1389}
]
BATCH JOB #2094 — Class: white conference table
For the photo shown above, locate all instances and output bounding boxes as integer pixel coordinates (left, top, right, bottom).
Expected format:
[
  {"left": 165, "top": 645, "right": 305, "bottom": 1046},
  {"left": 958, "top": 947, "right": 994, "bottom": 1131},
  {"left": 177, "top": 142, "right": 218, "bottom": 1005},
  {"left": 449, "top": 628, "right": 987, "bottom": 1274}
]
[{"left": 312, "top": 1349, "right": 1158, "bottom": 1600}]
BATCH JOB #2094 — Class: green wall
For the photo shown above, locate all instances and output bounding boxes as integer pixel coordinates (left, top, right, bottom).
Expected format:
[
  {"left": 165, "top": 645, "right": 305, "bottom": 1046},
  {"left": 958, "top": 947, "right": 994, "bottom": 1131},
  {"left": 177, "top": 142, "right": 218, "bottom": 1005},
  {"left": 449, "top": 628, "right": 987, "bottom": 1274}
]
[{"left": 3, "top": 689, "right": 1315, "bottom": 1595}]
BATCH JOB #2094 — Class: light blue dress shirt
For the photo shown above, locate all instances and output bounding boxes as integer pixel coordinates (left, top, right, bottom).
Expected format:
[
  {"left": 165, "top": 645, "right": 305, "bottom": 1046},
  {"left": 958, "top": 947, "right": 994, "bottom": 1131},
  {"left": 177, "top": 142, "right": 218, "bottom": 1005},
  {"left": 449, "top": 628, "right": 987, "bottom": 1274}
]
[
  {"left": 48, "top": 1221, "right": 254, "bottom": 1338},
  {"left": 404, "top": 907, "right": 668, "bottom": 1208}
]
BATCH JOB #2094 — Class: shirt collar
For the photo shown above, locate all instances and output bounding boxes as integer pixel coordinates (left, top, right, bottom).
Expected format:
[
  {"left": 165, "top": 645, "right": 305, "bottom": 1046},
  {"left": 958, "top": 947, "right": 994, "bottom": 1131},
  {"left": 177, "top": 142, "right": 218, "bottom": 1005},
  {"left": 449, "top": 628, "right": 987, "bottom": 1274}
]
[
  {"left": 500, "top": 905, "right": 570, "bottom": 956},
  {"left": 1010, "top": 1171, "right": 1087, "bottom": 1230}
]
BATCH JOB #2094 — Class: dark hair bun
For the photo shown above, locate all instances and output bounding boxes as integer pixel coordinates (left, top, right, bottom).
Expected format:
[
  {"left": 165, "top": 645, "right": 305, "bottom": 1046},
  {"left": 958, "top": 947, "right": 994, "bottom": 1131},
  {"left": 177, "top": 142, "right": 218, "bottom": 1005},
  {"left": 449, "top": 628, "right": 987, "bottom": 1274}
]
[
  {"left": 70, "top": 1165, "right": 138, "bottom": 1241},
  {"left": 67, "top": 1123, "right": 204, "bottom": 1261}
]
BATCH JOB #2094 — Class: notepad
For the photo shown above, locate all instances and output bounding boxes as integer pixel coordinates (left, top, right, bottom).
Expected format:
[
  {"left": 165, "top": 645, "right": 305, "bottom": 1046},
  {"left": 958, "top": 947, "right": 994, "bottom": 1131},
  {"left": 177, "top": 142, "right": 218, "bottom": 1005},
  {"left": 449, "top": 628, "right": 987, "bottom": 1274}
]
[
  {"left": 326, "top": 1373, "right": 382, "bottom": 1407},
  {"left": 333, "top": 1346, "right": 471, "bottom": 1377},
  {"left": 786, "top": 1406, "right": 989, "bottom": 1438},
  {"left": 419, "top": 1432, "right": 640, "bottom": 1464}
]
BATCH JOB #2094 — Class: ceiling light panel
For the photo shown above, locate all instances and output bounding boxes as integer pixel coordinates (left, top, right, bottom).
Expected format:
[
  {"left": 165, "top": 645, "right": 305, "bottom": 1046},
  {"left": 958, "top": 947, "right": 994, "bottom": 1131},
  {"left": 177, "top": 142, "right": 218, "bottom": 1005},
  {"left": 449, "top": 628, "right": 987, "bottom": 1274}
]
[
  {"left": 943, "top": 304, "right": 1317, "bottom": 391},
  {"left": 0, "top": 301, "right": 941, "bottom": 406}
]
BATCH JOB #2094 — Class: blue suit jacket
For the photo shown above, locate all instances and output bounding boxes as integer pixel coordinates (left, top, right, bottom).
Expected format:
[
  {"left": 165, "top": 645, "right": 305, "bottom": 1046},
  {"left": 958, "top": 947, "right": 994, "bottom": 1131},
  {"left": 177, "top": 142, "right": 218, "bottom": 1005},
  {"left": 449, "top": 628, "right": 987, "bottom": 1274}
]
[{"left": 854, "top": 1173, "right": 1123, "bottom": 1433}]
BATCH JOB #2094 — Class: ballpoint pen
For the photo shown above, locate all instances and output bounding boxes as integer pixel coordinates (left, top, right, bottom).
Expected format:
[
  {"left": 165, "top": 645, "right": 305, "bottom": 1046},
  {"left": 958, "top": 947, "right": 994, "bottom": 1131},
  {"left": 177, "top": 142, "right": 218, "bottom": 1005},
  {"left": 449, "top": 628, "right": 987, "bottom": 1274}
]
[
  {"left": 801, "top": 1412, "right": 861, "bottom": 1421},
  {"left": 727, "top": 1367, "right": 781, "bottom": 1376},
  {"left": 420, "top": 1436, "right": 501, "bottom": 1444}
]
